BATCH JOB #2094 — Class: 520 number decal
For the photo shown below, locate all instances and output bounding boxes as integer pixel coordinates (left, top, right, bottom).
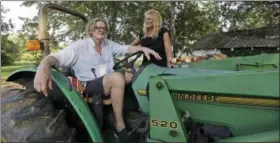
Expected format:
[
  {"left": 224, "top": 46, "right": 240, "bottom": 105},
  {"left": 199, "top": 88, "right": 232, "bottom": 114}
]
[{"left": 151, "top": 119, "right": 178, "bottom": 129}]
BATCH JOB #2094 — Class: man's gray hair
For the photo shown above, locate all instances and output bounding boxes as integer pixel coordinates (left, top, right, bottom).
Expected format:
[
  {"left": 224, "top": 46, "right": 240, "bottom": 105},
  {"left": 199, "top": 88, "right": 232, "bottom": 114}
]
[{"left": 85, "top": 18, "right": 109, "bottom": 37}]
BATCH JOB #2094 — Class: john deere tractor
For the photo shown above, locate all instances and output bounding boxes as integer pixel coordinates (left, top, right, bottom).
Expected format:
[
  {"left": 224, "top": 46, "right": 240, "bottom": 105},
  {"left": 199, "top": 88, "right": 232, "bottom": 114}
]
[{"left": 1, "top": 3, "right": 279, "bottom": 143}]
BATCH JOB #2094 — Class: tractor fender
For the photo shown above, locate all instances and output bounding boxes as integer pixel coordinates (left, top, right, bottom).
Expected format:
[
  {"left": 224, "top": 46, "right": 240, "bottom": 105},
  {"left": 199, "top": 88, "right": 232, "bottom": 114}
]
[{"left": 6, "top": 68, "right": 103, "bottom": 142}]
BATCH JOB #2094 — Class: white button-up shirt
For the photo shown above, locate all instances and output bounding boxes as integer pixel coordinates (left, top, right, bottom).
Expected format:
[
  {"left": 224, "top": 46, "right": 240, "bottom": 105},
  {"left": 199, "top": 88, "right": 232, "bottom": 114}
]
[{"left": 50, "top": 37, "right": 129, "bottom": 82}]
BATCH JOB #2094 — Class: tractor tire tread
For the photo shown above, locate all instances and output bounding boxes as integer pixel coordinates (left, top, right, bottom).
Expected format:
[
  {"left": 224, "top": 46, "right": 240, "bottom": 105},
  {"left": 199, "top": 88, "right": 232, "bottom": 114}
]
[{"left": 1, "top": 88, "right": 76, "bottom": 142}]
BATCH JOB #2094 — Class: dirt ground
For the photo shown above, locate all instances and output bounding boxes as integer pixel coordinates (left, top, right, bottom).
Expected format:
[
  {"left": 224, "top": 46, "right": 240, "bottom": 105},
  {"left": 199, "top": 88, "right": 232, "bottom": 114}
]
[{"left": 1, "top": 78, "right": 23, "bottom": 92}]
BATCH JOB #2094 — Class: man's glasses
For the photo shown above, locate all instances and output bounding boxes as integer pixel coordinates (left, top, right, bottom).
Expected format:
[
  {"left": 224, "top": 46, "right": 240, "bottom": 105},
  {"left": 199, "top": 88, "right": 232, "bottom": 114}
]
[{"left": 94, "top": 26, "right": 107, "bottom": 31}]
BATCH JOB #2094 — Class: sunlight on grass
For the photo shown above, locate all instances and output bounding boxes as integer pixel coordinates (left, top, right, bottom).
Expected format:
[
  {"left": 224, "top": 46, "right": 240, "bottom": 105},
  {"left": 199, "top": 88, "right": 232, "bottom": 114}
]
[{"left": 1, "top": 61, "right": 35, "bottom": 78}]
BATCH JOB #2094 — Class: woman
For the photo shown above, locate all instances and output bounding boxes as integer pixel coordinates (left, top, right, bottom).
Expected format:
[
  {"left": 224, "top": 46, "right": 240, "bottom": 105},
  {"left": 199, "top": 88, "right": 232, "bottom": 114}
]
[{"left": 131, "top": 9, "right": 175, "bottom": 68}]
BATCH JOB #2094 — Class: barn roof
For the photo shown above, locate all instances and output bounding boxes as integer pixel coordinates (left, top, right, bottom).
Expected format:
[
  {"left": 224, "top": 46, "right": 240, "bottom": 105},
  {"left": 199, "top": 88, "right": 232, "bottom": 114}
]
[{"left": 191, "top": 25, "right": 279, "bottom": 50}]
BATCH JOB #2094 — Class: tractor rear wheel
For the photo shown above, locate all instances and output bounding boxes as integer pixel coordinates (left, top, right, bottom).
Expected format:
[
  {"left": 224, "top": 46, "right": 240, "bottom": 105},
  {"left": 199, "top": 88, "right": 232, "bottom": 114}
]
[{"left": 1, "top": 88, "right": 76, "bottom": 142}]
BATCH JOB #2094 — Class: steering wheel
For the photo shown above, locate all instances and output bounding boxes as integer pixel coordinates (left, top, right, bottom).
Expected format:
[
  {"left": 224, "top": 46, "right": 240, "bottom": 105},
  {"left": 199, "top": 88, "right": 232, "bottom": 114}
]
[{"left": 113, "top": 51, "right": 143, "bottom": 75}]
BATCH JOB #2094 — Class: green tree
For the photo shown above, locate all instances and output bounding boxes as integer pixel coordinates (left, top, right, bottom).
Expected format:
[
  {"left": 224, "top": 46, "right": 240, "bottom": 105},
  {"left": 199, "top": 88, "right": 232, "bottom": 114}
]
[
  {"left": 1, "top": 35, "right": 21, "bottom": 65},
  {"left": 19, "top": 1, "right": 279, "bottom": 57},
  {"left": 1, "top": 5, "right": 21, "bottom": 66},
  {"left": 175, "top": 1, "right": 221, "bottom": 53},
  {"left": 218, "top": 1, "right": 279, "bottom": 30}
]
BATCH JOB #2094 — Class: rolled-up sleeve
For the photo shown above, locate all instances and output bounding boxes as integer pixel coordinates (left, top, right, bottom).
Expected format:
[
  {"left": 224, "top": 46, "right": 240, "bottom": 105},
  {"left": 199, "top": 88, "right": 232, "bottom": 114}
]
[
  {"left": 50, "top": 41, "right": 80, "bottom": 68},
  {"left": 108, "top": 40, "right": 129, "bottom": 56}
]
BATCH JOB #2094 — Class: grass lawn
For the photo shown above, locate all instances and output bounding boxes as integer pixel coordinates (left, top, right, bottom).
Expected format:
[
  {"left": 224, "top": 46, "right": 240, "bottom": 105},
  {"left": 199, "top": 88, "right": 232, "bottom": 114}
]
[{"left": 1, "top": 61, "right": 36, "bottom": 79}]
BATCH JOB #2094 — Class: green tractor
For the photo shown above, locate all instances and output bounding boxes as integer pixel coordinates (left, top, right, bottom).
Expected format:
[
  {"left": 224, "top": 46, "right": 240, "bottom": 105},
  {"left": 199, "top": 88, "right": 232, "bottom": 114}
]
[{"left": 1, "top": 3, "right": 279, "bottom": 143}]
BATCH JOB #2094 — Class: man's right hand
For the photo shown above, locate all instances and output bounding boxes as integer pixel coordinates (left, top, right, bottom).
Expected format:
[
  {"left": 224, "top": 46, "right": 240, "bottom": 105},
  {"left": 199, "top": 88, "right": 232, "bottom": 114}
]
[{"left": 34, "top": 65, "right": 53, "bottom": 96}]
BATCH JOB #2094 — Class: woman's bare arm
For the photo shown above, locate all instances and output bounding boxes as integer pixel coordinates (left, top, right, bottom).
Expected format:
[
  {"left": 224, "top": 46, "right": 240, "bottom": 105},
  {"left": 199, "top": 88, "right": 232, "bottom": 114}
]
[
  {"left": 163, "top": 32, "right": 174, "bottom": 67},
  {"left": 130, "top": 37, "right": 140, "bottom": 46}
]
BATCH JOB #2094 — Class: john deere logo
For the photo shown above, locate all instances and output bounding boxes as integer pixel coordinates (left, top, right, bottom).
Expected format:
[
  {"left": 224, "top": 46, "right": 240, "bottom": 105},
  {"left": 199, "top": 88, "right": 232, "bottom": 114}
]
[
  {"left": 173, "top": 93, "right": 216, "bottom": 102},
  {"left": 172, "top": 92, "right": 279, "bottom": 107},
  {"left": 136, "top": 89, "right": 279, "bottom": 107}
]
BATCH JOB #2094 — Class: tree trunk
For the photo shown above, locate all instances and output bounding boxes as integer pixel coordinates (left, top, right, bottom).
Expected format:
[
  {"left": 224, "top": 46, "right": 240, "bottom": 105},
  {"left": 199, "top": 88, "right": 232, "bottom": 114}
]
[
  {"left": 108, "top": 2, "right": 119, "bottom": 40},
  {"left": 170, "top": 1, "right": 176, "bottom": 52}
]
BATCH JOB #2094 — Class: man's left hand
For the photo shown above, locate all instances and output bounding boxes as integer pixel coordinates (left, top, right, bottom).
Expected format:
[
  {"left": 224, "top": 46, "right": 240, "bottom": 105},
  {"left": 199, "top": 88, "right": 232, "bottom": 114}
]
[{"left": 140, "top": 47, "right": 162, "bottom": 61}]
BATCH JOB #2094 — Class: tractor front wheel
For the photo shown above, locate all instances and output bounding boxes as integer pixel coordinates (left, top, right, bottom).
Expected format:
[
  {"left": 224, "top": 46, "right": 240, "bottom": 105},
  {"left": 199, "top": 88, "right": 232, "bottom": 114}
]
[{"left": 1, "top": 89, "right": 76, "bottom": 142}]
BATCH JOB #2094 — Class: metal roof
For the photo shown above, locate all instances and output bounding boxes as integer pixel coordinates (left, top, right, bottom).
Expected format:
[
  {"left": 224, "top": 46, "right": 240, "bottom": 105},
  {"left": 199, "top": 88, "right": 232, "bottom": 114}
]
[{"left": 191, "top": 25, "right": 279, "bottom": 50}]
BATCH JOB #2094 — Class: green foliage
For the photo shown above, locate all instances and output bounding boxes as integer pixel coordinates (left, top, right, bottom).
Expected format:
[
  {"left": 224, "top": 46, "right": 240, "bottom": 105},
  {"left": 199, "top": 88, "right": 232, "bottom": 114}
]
[
  {"left": 218, "top": 1, "right": 279, "bottom": 30},
  {"left": 1, "top": 5, "right": 14, "bottom": 32},
  {"left": 1, "top": 35, "right": 21, "bottom": 66},
  {"left": 1, "top": 5, "right": 21, "bottom": 66},
  {"left": 19, "top": 1, "right": 279, "bottom": 57},
  {"left": 30, "top": 51, "right": 41, "bottom": 65},
  {"left": 175, "top": 2, "right": 221, "bottom": 52}
]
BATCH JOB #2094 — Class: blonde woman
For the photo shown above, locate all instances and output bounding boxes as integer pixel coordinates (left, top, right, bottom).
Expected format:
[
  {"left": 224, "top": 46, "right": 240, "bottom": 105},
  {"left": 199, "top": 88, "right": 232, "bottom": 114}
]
[{"left": 131, "top": 9, "right": 175, "bottom": 68}]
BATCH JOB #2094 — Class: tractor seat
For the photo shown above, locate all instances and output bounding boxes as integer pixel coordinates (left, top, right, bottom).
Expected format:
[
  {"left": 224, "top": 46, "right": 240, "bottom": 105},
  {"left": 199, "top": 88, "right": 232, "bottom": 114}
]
[{"left": 67, "top": 76, "right": 112, "bottom": 105}]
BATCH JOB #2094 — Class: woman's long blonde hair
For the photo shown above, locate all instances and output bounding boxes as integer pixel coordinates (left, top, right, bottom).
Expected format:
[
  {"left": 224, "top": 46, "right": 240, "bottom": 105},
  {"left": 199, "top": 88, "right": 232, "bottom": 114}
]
[{"left": 143, "top": 9, "right": 162, "bottom": 38}]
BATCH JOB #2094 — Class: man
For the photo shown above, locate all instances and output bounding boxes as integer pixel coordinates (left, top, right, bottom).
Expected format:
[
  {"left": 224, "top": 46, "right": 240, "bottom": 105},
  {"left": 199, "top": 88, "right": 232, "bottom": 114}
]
[{"left": 33, "top": 18, "right": 161, "bottom": 143}]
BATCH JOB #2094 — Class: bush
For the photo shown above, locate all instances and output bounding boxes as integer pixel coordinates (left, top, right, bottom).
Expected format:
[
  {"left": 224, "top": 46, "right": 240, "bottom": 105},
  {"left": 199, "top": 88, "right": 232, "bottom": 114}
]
[{"left": 1, "top": 34, "right": 21, "bottom": 66}]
